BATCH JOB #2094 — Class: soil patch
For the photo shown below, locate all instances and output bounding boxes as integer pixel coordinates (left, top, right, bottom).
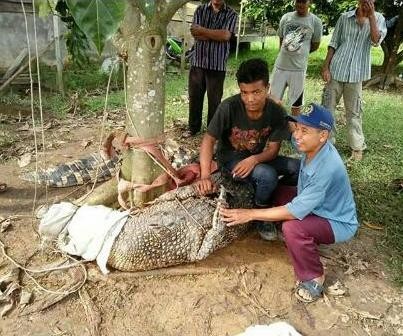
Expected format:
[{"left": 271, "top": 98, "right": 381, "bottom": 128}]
[{"left": 0, "top": 109, "right": 402, "bottom": 336}]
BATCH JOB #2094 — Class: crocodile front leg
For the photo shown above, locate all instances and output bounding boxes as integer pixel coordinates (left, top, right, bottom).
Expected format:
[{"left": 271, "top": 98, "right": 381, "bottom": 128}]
[{"left": 194, "top": 186, "right": 229, "bottom": 261}]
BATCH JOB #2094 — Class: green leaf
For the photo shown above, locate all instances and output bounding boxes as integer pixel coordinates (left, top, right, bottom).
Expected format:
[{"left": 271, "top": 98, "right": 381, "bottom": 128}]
[
  {"left": 65, "top": 0, "right": 126, "bottom": 54},
  {"left": 36, "top": 0, "right": 57, "bottom": 17}
]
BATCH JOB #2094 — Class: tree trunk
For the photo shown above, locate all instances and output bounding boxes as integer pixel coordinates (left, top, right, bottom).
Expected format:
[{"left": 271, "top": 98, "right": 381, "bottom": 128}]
[
  {"left": 374, "top": 8, "right": 403, "bottom": 89},
  {"left": 115, "top": 0, "right": 190, "bottom": 206}
]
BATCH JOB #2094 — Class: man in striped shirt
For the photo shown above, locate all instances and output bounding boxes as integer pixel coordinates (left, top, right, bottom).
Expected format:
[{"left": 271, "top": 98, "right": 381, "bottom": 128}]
[
  {"left": 184, "top": 0, "right": 238, "bottom": 138},
  {"left": 321, "top": 0, "right": 386, "bottom": 161}
]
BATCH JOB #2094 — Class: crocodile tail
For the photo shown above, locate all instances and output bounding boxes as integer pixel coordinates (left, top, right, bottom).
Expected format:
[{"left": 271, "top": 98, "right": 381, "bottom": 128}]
[{"left": 20, "top": 152, "right": 119, "bottom": 187}]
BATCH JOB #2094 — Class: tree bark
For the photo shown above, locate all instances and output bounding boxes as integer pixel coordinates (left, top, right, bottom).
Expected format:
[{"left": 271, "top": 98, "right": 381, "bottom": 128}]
[
  {"left": 374, "top": 8, "right": 403, "bottom": 89},
  {"left": 117, "top": 0, "right": 191, "bottom": 206}
]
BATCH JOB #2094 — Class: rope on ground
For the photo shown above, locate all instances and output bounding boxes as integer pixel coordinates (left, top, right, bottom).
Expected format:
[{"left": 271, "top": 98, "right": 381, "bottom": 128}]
[{"left": 0, "top": 238, "right": 88, "bottom": 296}]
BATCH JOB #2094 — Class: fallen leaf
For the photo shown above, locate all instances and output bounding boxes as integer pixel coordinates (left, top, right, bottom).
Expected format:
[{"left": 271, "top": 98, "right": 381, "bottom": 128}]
[
  {"left": 363, "top": 221, "right": 384, "bottom": 230},
  {"left": 0, "top": 299, "right": 15, "bottom": 317},
  {"left": 323, "top": 293, "right": 332, "bottom": 307},
  {"left": 0, "top": 268, "right": 20, "bottom": 286},
  {"left": 81, "top": 139, "right": 92, "bottom": 148},
  {"left": 18, "top": 153, "right": 32, "bottom": 168},
  {"left": 32, "top": 122, "right": 53, "bottom": 132},
  {"left": 19, "top": 290, "right": 33, "bottom": 306},
  {"left": 0, "top": 218, "right": 11, "bottom": 232},
  {"left": 327, "top": 281, "right": 347, "bottom": 296},
  {"left": 17, "top": 123, "right": 30, "bottom": 132}
]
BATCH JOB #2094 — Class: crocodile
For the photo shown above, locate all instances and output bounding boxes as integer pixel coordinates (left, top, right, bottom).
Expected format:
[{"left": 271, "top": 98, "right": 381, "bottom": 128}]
[
  {"left": 20, "top": 152, "right": 119, "bottom": 187},
  {"left": 20, "top": 139, "right": 197, "bottom": 188},
  {"left": 107, "top": 172, "right": 254, "bottom": 271}
]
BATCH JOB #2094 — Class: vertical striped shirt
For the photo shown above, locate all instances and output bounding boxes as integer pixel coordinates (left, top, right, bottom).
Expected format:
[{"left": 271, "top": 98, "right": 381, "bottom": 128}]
[
  {"left": 329, "top": 10, "right": 387, "bottom": 83},
  {"left": 191, "top": 2, "right": 238, "bottom": 72}
]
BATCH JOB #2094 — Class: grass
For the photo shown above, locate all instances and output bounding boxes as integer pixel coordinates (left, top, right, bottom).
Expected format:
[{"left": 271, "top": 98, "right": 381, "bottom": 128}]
[
  {"left": 231, "top": 37, "right": 403, "bottom": 284},
  {"left": 0, "top": 36, "right": 402, "bottom": 284}
]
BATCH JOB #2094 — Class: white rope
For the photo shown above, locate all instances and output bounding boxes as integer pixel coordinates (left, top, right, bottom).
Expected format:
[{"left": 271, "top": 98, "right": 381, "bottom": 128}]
[
  {"left": 77, "top": 61, "right": 118, "bottom": 203},
  {"left": 0, "top": 238, "right": 87, "bottom": 296},
  {"left": 32, "top": 0, "right": 49, "bottom": 205},
  {"left": 16, "top": 2, "right": 85, "bottom": 296},
  {"left": 20, "top": 0, "right": 39, "bottom": 216}
]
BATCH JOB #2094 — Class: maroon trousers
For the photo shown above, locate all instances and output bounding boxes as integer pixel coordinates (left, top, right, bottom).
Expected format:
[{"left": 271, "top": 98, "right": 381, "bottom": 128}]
[{"left": 273, "top": 185, "right": 335, "bottom": 281}]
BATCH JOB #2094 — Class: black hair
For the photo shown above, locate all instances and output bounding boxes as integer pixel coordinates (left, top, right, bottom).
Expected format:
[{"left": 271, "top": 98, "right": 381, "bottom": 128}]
[{"left": 236, "top": 58, "right": 269, "bottom": 86}]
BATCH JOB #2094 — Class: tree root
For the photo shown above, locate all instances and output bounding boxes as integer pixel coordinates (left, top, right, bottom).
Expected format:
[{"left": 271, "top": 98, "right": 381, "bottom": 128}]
[
  {"left": 363, "top": 75, "right": 381, "bottom": 89},
  {"left": 75, "top": 178, "right": 119, "bottom": 207},
  {"left": 364, "top": 74, "right": 402, "bottom": 90}
]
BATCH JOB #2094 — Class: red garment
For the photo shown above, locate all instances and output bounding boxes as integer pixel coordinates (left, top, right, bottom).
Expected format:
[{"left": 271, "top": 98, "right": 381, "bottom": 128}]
[{"left": 274, "top": 185, "right": 335, "bottom": 281}]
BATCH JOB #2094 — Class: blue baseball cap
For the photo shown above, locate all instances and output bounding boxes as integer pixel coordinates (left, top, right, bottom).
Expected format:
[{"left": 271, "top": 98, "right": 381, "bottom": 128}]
[{"left": 287, "top": 103, "right": 334, "bottom": 131}]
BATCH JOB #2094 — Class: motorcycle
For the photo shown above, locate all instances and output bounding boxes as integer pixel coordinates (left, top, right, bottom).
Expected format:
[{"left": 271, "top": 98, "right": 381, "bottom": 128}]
[{"left": 165, "top": 37, "right": 194, "bottom": 64}]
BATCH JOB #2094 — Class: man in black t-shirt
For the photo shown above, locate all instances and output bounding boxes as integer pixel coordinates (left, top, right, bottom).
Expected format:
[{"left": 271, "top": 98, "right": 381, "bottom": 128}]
[{"left": 196, "top": 59, "right": 300, "bottom": 223}]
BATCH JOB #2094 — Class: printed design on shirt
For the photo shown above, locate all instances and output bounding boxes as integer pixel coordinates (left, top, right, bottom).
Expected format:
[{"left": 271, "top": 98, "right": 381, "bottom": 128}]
[
  {"left": 229, "top": 127, "right": 270, "bottom": 152},
  {"left": 282, "top": 23, "right": 311, "bottom": 52}
]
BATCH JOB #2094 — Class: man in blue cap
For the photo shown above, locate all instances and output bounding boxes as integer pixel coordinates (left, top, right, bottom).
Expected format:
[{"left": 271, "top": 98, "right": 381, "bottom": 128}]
[{"left": 220, "top": 103, "right": 358, "bottom": 303}]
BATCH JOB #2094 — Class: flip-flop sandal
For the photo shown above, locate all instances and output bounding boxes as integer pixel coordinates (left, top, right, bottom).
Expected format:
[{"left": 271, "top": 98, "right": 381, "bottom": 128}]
[
  {"left": 0, "top": 183, "right": 7, "bottom": 193},
  {"left": 295, "top": 280, "right": 324, "bottom": 303}
]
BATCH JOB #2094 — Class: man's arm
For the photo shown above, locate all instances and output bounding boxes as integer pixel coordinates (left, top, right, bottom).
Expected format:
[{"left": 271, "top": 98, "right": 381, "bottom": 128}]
[
  {"left": 321, "top": 46, "right": 335, "bottom": 82},
  {"left": 277, "top": 14, "right": 286, "bottom": 49},
  {"left": 220, "top": 205, "right": 296, "bottom": 226},
  {"left": 321, "top": 14, "right": 343, "bottom": 82},
  {"left": 195, "top": 133, "right": 217, "bottom": 195},
  {"left": 253, "top": 141, "right": 281, "bottom": 163},
  {"left": 191, "top": 24, "right": 231, "bottom": 42},
  {"left": 310, "top": 17, "right": 323, "bottom": 53},
  {"left": 231, "top": 141, "right": 281, "bottom": 178},
  {"left": 363, "top": 0, "right": 381, "bottom": 44},
  {"left": 310, "top": 41, "right": 320, "bottom": 53}
]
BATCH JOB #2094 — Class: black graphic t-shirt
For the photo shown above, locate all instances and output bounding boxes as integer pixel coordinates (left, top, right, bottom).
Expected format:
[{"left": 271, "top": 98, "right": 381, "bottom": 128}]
[{"left": 208, "top": 94, "right": 290, "bottom": 165}]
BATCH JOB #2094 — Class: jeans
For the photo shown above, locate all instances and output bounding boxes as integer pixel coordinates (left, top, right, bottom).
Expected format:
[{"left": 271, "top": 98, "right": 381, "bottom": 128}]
[{"left": 222, "top": 155, "right": 300, "bottom": 206}]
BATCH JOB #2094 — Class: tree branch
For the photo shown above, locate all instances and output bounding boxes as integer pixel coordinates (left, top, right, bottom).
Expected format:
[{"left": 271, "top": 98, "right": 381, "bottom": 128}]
[
  {"left": 133, "top": 0, "right": 156, "bottom": 20},
  {"left": 397, "top": 49, "right": 403, "bottom": 64},
  {"left": 160, "top": 0, "right": 191, "bottom": 25}
]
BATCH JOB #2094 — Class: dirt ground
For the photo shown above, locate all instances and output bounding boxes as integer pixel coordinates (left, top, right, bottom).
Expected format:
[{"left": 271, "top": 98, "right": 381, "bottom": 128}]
[{"left": 0, "top": 105, "right": 402, "bottom": 336}]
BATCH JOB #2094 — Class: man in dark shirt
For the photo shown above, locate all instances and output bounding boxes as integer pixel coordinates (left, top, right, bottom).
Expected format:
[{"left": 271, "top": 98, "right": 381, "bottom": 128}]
[
  {"left": 184, "top": 0, "right": 238, "bottom": 138},
  {"left": 196, "top": 59, "right": 300, "bottom": 235}
]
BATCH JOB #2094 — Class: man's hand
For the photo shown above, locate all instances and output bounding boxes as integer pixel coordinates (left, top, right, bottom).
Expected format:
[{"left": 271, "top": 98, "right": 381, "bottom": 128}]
[
  {"left": 190, "top": 24, "right": 209, "bottom": 40},
  {"left": 195, "top": 176, "right": 216, "bottom": 195},
  {"left": 220, "top": 207, "right": 253, "bottom": 226},
  {"left": 321, "top": 66, "right": 331, "bottom": 83},
  {"left": 232, "top": 156, "right": 258, "bottom": 179},
  {"left": 363, "top": 0, "right": 375, "bottom": 18}
]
